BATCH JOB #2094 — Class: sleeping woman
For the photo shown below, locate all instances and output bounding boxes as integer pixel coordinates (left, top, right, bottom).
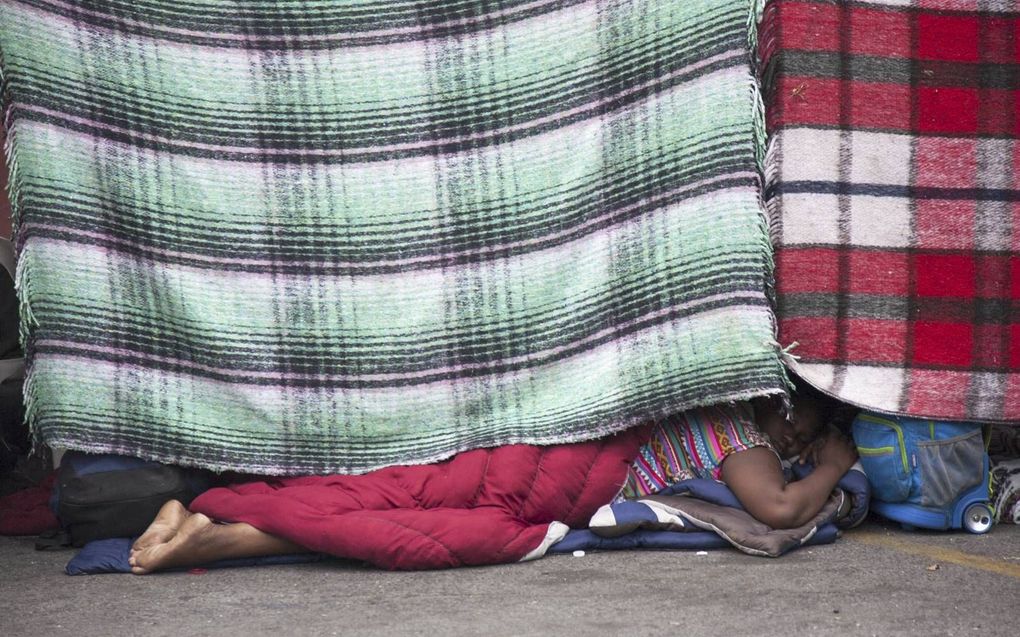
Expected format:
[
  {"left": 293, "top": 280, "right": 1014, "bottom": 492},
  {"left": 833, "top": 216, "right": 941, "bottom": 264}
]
[
  {"left": 620, "top": 383, "right": 858, "bottom": 529},
  {"left": 128, "top": 383, "right": 858, "bottom": 574}
]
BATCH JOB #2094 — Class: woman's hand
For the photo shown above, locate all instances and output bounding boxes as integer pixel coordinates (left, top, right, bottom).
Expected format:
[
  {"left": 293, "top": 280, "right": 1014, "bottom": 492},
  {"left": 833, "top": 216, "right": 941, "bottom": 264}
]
[{"left": 800, "top": 426, "right": 858, "bottom": 474}]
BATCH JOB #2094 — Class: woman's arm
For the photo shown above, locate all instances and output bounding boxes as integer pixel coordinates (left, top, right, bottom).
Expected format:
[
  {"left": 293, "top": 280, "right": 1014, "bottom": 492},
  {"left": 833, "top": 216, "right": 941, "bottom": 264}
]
[{"left": 720, "top": 432, "right": 857, "bottom": 529}]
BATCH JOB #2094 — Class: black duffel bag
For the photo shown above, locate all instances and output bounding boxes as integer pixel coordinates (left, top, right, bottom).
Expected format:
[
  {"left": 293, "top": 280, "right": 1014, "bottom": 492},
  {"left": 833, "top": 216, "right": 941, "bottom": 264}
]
[
  {"left": 0, "top": 238, "right": 26, "bottom": 476},
  {"left": 54, "top": 451, "right": 213, "bottom": 546}
]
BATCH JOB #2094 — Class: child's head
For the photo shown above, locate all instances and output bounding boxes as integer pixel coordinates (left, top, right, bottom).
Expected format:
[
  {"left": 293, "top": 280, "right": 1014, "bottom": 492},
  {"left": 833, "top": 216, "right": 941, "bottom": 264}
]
[{"left": 753, "top": 380, "right": 836, "bottom": 459}]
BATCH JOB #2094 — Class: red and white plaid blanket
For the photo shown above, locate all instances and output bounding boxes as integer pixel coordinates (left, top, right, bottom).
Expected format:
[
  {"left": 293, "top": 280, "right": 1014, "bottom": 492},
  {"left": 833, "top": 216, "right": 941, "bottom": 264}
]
[{"left": 761, "top": 0, "right": 1019, "bottom": 422}]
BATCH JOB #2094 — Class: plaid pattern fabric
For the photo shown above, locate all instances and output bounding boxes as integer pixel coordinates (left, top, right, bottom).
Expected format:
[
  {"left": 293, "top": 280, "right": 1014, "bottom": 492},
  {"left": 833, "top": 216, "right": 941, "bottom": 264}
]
[
  {"left": 762, "top": 0, "right": 1020, "bottom": 422},
  {"left": 0, "top": 1, "right": 786, "bottom": 474}
]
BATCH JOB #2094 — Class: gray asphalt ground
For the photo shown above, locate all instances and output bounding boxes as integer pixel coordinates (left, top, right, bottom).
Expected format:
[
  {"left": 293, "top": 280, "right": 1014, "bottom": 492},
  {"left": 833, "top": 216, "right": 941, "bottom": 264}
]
[{"left": 2, "top": 518, "right": 1018, "bottom": 637}]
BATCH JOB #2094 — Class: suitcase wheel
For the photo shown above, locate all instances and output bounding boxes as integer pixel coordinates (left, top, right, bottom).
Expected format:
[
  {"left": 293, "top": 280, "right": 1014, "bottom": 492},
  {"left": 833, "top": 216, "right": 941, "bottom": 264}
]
[{"left": 962, "top": 503, "right": 993, "bottom": 535}]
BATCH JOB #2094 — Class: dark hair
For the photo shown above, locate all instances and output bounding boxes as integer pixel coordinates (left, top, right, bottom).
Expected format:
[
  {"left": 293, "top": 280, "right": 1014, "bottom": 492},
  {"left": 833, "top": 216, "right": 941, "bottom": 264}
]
[{"left": 789, "top": 375, "right": 849, "bottom": 431}]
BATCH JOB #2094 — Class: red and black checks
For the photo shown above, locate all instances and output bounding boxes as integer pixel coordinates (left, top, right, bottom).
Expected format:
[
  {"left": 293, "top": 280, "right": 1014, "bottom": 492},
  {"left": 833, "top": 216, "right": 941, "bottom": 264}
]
[{"left": 762, "top": 0, "right": 1020, "bottom": 422}]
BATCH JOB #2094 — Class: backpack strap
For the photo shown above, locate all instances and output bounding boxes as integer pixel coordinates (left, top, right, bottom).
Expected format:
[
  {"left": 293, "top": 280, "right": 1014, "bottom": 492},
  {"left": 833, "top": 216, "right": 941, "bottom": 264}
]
[
  {"left": 0, "top": 238, "right": 14, "bottom": 281},
  {"left": 0, "top": 357, "right": 23, "bottom": 383},
  {"left": 0, "top": 238, "right": 22, "bottom": 378}
]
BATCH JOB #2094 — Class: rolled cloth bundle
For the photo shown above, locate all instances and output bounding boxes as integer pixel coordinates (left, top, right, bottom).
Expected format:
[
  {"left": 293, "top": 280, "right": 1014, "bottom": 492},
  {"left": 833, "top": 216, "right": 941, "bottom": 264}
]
[{"left": 0, "top": 0, "right": 785, "bottom": 474}]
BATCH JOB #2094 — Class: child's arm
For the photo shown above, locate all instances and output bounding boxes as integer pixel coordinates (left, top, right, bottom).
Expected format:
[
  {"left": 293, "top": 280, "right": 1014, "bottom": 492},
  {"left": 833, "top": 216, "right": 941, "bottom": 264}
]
[{"left": 720, "top": 432, "right": 858, "bottom": 529}]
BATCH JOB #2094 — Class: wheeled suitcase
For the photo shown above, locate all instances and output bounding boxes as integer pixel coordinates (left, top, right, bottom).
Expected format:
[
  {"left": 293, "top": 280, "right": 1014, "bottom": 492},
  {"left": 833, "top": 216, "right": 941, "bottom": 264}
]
[{"left": 852, "top": 412, "right": 993, "bottom": 534}]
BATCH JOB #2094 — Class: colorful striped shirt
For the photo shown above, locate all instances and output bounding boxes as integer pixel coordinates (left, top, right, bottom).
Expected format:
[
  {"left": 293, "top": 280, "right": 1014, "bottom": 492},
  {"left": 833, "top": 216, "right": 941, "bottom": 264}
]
[{"left": 620, "top": 402, "right": 772, "bottom": 499}]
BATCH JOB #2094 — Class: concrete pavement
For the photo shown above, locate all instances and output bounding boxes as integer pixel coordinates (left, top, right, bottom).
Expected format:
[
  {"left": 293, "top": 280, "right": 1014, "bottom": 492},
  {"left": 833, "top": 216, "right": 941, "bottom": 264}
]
[{"left": 2, "top": 518, "right": 1018, "bottom": 637}]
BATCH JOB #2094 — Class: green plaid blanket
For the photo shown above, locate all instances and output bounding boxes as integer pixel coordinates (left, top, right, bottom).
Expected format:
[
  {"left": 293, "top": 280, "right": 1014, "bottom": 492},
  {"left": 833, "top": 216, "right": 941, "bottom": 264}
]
[{"left": 0, "top": 0, "right": 784, "bottom": 474}]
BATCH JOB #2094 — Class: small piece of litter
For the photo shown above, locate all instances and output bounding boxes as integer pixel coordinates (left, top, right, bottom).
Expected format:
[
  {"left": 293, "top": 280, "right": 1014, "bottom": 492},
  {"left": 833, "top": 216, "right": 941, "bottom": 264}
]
[
  {"left": 572, "top": 550, "right": 585, "bottom": 557},
  {"left": 696, "top": 551, "right": 708, "bottom": 556},
  {"left": 188, "top": 568, "right": 208, "bottom": 575},
  {"left": 926, "top": 564, "right": 940, "bottom": 571}
]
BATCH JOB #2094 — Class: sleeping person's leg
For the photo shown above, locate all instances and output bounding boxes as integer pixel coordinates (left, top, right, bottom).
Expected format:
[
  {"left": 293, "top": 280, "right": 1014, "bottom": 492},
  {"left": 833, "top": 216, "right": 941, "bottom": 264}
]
[{"left": 129, "top": 501, "right": 305, "bottom": 574}]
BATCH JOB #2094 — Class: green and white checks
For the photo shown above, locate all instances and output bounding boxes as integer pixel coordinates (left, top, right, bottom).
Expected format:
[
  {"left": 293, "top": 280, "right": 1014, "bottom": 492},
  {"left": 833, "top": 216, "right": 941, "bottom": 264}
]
[{"left": 0, "top": 0, "right": 784, "bottom": 474}]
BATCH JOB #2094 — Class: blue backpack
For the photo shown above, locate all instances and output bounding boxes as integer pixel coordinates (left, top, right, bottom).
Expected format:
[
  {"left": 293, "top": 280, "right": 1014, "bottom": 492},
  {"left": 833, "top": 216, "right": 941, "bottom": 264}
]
[{"left": 851, "top": 412, "right": 991, "bottom": 532}]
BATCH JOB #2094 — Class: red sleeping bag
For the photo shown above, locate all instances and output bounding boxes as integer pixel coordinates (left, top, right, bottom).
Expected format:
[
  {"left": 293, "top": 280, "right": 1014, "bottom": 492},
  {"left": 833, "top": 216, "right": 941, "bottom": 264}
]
[{"left": 191, "top": 427, "right": 648, "bottom": 570}]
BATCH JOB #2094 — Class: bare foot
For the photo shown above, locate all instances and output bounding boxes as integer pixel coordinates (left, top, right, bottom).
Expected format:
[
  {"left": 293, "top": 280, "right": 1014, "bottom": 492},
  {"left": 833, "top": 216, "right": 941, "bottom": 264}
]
[
  {"left": 129, "top": 511, "right": 218, "bottom": 574},
  {"left": 130, "top": 500, "right": 189, "bottom": 560}
]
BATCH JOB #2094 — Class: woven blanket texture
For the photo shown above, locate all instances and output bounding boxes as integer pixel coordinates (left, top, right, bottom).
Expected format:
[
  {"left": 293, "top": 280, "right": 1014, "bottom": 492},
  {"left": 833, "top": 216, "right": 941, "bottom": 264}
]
[
  {"left": 761, "top": 0, "right": 1020, "bottom": 423},
  {"left": 0, "top": 0, "right": 785, "bottom": 474}
]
